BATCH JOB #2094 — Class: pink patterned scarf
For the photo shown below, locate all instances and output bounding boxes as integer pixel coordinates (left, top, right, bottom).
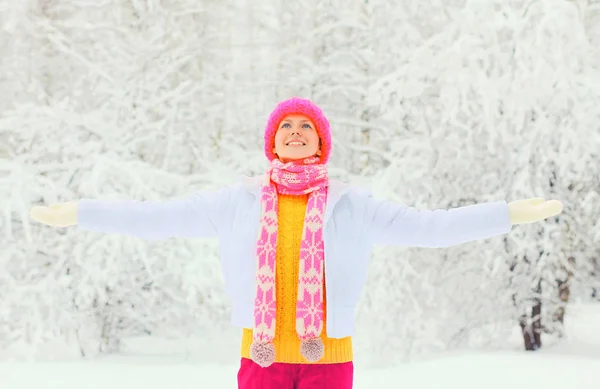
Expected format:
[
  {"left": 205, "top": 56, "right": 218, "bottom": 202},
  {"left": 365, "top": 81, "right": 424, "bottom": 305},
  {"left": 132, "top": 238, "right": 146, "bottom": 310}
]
[{"left": 250, "top": 156, "right": 329, "bottom": 368}]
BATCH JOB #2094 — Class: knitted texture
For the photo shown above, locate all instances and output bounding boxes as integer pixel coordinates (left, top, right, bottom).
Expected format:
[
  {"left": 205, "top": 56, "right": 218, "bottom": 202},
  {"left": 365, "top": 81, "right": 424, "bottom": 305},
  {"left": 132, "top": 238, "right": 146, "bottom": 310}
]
[
  {"left": 252, "top": 157, "right": 328, "bottom": 367},
  {"left": 300, "top": 337, "right": 325, "bottom": 362},
  {"left": 240, "top": 194, "right": 354, "bottom": 364},
  {"left": 249, "top": 342, "right": 276, "bottom": 368},
  {"left": 264, "top": 97, "right": 332, "bottom": 163}
]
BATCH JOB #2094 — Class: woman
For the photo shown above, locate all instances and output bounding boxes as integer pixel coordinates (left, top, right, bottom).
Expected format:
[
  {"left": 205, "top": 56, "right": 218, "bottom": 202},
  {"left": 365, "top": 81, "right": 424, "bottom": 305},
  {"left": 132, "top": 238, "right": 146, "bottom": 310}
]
[{"left": 30, "top": 97, "right": 563, "bottom": 389}]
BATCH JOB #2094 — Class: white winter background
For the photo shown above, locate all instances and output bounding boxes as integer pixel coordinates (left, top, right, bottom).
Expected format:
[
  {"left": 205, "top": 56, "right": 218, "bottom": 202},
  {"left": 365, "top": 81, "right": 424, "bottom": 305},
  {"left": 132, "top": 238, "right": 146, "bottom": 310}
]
[{"left": 1, "top": 0, "right": 600, "bottom": 388}]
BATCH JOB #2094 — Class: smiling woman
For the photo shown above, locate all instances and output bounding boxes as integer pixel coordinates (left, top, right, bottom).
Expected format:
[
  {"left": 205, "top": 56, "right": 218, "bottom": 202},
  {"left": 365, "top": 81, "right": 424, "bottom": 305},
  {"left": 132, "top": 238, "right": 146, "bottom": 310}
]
[
  {"left": 272, "top": 115, "right": 322, "bottom": 163},
  {"left": 263, "top": 98, "right": 332, "bottom": 165},
  {"left": 29, "top": 97, "right": 563, "bottom": 389}
]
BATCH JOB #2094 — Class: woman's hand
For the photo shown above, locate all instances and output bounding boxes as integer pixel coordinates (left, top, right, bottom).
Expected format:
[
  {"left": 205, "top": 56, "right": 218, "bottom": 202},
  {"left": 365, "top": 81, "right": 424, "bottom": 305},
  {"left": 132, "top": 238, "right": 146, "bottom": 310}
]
[
  {"left": 508, "top": 198, "right": 563, "bottom": 225},
  {"left": 29, "top": 201, "right": 79, "bottom": 227}
]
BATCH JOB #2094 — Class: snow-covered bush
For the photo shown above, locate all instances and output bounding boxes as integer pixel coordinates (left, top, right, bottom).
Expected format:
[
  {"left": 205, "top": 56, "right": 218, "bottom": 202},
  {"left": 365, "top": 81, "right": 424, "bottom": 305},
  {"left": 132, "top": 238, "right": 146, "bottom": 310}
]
[{"left": 1, "top": 0, "right": 598, "bottom": 363}]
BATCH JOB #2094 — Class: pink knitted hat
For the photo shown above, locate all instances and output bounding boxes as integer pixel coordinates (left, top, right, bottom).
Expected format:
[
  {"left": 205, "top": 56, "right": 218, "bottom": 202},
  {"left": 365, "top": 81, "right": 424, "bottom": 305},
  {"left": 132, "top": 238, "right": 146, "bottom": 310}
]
[{"left": 264, "top": 97, "right": 332, "bottom": 164}]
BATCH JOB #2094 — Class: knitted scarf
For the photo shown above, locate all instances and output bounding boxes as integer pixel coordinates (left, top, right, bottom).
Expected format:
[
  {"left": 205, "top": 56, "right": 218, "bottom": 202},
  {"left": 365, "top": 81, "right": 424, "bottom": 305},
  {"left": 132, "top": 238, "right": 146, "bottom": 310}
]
[{"left": 250, "top": 157, "right": 329, "bottom": 368}]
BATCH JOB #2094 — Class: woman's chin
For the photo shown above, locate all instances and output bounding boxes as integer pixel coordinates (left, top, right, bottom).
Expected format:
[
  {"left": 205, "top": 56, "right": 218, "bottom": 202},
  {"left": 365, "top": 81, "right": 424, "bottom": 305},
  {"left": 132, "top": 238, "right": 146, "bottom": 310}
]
[{"left": 279, "top": 153, "right": 314, "bottom": 162}]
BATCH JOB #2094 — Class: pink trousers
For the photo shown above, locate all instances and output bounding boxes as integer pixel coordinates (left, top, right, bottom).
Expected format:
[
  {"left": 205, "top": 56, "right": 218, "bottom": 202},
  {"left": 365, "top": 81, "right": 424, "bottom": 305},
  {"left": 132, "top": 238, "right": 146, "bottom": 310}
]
[{"left": 237, "top": 358, "right": 354, "bottom": 389}]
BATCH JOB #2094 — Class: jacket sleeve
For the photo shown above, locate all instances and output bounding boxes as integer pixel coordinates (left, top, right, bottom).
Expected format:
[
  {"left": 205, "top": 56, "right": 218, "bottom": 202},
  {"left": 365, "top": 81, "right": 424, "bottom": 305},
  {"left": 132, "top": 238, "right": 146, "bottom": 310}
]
[
  {"left": 77, "top": 184, "right": 241, "bottom": 240},
  {"left": 363, "top": 193, "right": 512, "bottom": 248}
]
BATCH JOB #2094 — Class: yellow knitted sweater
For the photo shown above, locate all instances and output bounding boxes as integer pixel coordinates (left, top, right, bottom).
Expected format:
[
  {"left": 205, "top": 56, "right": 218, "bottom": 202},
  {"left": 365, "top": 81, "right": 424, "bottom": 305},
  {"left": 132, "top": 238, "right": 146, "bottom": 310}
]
[{"left": 241, "top": 193, "right": 353, "bottom": 364}]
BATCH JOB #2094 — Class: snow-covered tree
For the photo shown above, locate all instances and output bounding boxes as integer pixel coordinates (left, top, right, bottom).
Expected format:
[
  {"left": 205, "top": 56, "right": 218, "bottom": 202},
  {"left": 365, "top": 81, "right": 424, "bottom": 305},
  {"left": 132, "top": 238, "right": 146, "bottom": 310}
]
[{"left": 1, "top": 0, "right": 598, "bottom": 363}]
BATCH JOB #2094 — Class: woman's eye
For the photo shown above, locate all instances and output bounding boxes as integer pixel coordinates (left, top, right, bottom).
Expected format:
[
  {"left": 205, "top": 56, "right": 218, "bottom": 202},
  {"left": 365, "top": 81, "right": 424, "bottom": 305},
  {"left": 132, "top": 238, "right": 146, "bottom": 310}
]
[
  {"left": 281, "top": 123, "right": 291, "bottom": 129},
  {"left": 302, "top": 124, "right": 312, "bottom": 129}
]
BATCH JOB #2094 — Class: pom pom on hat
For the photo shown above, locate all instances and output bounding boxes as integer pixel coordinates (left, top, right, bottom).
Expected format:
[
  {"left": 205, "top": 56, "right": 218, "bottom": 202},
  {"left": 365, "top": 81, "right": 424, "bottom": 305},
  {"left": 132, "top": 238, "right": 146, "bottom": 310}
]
[{"left": 264, "top": 97, "right": 332, "bottom": 164}]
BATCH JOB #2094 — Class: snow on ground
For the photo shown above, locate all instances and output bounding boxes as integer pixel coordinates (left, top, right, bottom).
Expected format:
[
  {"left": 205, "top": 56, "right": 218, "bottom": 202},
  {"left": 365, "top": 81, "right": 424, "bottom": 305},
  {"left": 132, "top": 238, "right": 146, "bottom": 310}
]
[
  {"left": 1, "top": 303, "right": 599, "bottom": 389},
  {"left": 1, "top": 352, "right": 599, "bottom": 389}
]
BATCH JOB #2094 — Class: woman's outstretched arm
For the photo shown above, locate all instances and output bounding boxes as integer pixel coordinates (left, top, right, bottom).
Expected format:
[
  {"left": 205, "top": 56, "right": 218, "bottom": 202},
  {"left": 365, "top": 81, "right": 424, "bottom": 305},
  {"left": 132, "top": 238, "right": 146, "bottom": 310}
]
[
  {"left": 362, "top": 194, "right": 562, "bottom": 248},
  {"left": 29, "top": 184, "right": 242, "bottom": 240}
]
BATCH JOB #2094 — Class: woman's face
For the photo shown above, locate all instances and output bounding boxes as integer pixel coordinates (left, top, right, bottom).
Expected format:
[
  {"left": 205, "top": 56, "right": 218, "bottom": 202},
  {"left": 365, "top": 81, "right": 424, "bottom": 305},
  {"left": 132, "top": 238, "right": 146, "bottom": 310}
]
[{"left": 272, "top": 114, "right": 321, "bottom": 163}]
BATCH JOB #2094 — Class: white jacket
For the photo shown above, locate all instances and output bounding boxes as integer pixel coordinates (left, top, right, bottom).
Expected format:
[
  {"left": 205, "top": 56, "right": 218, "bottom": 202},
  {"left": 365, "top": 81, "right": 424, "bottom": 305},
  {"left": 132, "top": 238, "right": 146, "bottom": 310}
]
[{"left": 78, "top": 176, "right": 512, "bottom": 338}]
